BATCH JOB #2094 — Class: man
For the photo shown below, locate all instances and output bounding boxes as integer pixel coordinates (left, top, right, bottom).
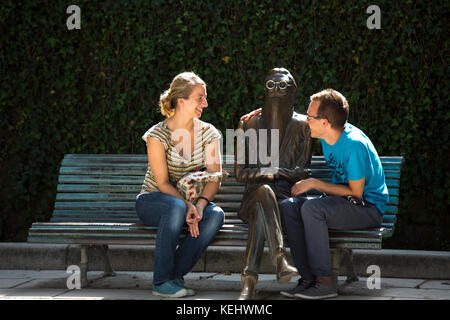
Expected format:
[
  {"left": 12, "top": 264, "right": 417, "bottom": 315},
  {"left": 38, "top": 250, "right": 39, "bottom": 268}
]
[
  {"left": 278, "top": 88, "right": 388, "bottom": 299},
  {"left": 235, "top": 68, "right": 312, "bottom": 300}
]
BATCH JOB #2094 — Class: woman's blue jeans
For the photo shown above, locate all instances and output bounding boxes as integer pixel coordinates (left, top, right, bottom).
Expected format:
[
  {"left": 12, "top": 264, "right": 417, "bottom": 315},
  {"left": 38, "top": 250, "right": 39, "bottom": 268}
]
[{"left": 135, "top": 192, "right": 224, "bottom": 285}]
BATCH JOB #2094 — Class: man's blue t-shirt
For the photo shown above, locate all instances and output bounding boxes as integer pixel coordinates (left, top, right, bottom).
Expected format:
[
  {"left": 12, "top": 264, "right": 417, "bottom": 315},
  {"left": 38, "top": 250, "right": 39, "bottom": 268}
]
[{"left": 320, "top": 123, "right": 388, "bottom": 214}]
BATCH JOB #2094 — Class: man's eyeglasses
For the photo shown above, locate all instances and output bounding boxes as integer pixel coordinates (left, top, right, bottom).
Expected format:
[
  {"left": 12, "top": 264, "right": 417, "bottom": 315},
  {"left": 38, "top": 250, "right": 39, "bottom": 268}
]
[
  {"left": 266, "top": 80, "right": 288, "bottom": 90},
  {"left": 306, "top": 114, "right": 326, "bottom": 121}
]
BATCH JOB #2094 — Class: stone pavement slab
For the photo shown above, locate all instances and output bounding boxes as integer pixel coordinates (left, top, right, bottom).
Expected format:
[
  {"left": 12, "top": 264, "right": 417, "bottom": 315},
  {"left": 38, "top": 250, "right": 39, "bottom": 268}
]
[
  {"left": 0, "top": 270, "right": 449, "bottom": 300},
  {"left": 419, "top": 280, "right": 450, "bottom": 290},
  {"left": 337, "top": 278, "right": 450, "bottom": 300},
  {"left": 0, "top": 288, "right": 68, "bottom": 299},
  {"left": 381, "top": 288, "right": 450, "bottom": 300},
  {"left": 55, "top": 289, "right": 158, "bottom": 300},
  {"left": 0, "top": 279, "right": 32, "bottom": 289}
]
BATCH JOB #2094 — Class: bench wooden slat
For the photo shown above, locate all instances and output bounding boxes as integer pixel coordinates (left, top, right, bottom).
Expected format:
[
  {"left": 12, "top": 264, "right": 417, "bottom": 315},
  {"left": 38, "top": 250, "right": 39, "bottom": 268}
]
[
  {"left": 57, "top": 174, "right": 401, "bottom": 188},
  {"left": 51, "top": 210, "right": 239, "bottom": 217},
  {"left": 52, "top": 201, "right": 399, "bottom": 213},
  {"left": 28, "top": 224, "right": 383, "bottom": 243},
  {"left": 29, "top": 218, "right": 390, "bottom": 240},
  {"left": 54, "top": 192, "right": 400, "bottom": 205},
  {"left": 48, "top": 217, "right": 397, "bottom": 226},
  {"left": 55, "top": 193, "right": 246, "bottom": 202},
  {"left": 60, "top": 167, "right": 147, "bottom": 175},
  {"left": 29, "top": 226, "right": 388, "bottom": 239},
  {"left": 58, "top": 166, "right": 401, "bottom": 178},
  {"left": 57, "top": 184, "right": 246, "bottom": 193},
  {"left": 26, "top": 236, "right": 382, "bottom": 249},
  {"left": 60, "top": 154, "right": 402, "bottom": 164},
  {"left": 59, "top": 175, "right": 144, "bottom": 184},
  {"left": 59, "top": 154, "right": 401, "bottom": 169}
]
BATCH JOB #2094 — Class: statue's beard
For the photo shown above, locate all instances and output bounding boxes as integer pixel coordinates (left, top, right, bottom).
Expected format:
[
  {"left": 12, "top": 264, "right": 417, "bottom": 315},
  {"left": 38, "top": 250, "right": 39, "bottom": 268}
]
[
  {"left": 264, "top": 95, "right": 293, "bottom": 110},
  {"left": 262, "top": 95, "right": 293, "bottom": 130}
]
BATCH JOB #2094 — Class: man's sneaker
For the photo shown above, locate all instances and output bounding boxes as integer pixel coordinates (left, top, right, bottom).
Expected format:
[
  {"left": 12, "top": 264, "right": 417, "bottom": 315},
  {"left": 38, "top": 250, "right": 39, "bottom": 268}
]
[
  {"left": 294, "top": 281, "right": 338, "bottom": 300},
  {"left": 152, "top": 280, "right": 188, "bottom": 298},
  {"left": 280, "top": 279, "right": 314, "bottom": 298},
  {"left": 173, "top": 278, "right": 195, "bottom": 296}
]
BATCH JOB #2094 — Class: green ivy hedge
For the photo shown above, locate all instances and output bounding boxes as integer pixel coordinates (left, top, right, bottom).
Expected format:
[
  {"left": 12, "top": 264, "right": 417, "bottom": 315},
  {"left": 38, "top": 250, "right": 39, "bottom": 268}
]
[{"left": 1, "top": 0, "right": 448, "bottom": 249}]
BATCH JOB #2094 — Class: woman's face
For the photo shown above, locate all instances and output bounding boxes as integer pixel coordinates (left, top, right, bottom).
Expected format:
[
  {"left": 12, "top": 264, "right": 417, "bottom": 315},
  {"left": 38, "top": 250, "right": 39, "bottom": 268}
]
[{"left": 181, "top": 84, "right": 208, "bottom": 118}]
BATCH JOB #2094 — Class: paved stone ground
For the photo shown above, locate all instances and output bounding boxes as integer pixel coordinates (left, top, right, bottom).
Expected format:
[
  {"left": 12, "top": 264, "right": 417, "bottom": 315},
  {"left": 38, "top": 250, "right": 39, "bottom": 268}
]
[{"left": 0, "top": 270, "right": 449, "bottom": 300}]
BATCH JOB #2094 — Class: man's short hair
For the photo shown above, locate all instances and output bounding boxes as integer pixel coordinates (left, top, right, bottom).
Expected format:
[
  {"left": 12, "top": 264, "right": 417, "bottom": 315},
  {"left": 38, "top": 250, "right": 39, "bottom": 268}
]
[{"left": 310, "top": 89, "right": 349, "bottom": 129}]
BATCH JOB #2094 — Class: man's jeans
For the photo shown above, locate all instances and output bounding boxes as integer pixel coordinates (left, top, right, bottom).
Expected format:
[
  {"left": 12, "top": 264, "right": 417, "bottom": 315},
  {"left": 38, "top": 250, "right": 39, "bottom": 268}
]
[
  {"left": 279, "top": 195, "right": 382, "bottom": 279},
  {"left": 135, "top": 192, "right": 224, "bottom": 285}
]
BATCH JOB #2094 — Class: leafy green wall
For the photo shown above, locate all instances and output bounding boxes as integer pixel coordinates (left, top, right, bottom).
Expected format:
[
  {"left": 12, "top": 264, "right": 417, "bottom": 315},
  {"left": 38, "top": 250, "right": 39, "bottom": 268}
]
[{"left": 1, "top": 0, "right": 448, "bottom": 249}]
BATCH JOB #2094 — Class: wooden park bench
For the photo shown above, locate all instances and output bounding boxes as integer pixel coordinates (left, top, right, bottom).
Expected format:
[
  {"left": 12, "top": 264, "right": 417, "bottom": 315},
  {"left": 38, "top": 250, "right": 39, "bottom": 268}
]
[{"left": 27, "top": 154, "right": 403, "bottom": 288}]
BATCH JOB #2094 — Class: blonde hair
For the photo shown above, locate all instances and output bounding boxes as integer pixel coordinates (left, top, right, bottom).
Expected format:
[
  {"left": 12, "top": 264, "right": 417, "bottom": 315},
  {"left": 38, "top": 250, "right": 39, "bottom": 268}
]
[{"left": 159, "top": 72, "right": 206, "bottom": 117}]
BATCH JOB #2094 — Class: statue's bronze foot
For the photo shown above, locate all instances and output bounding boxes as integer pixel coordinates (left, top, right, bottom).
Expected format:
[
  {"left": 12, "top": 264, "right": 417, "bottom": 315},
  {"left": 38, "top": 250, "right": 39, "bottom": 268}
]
[
  {"left": 276, "top": 254, "right": 299, "bottom": 283},
  {"left": 237, "top": 274, "right": 257, "bottom": 300}
]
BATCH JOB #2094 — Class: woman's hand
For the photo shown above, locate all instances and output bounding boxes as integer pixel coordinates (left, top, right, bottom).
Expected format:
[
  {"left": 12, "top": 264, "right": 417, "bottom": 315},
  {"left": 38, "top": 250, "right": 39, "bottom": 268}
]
[
  {"left": 195, "top": 203, "right": 205, "bottom": 222},
  {"left": 240, "top": 108, "right": 262, "bottom": 121},
  {"left": 185, "top": 202, "right": 200, "bottom": 237}
]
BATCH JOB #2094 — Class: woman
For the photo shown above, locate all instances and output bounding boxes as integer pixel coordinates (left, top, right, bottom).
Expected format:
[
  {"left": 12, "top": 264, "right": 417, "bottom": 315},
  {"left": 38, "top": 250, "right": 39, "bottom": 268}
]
[{"left": 135, "top": 72, "right": 224, "bottom": 298}]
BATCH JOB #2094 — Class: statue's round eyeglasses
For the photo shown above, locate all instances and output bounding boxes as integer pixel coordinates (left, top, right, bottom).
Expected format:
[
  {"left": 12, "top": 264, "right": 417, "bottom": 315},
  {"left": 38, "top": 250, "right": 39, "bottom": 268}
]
[{"left": 266, "top": 80, "right": 288, "bottom": 90}]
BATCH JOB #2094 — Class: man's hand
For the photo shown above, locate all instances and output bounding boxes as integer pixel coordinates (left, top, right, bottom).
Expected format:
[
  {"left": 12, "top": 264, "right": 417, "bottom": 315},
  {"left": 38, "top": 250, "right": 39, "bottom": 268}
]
[
  {"left": 240, "top": 108, "right": 262, "bottom": 121},
  {"left": 290, "top": 177, "right": 366, "bottom": 199},
  {"left": 291, "top": 178, "right": 316, "bottom": 197}
]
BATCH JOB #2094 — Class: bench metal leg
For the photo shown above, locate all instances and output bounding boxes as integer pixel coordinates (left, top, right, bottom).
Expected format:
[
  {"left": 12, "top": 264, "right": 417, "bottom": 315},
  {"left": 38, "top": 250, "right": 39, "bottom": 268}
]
[
  {"left": 77, "top": 245, "right": 115, "bottom": 288},
  {"left": 331, "top": 248, "right": 359, "bottom": 293},
  {"left": 79, "top": 245, "right": 89, "bottom": 288},
  {"left": 330, "top": 248, "right": 342, "bottom": 289},
  {"left": 95, "top": 245, "right": 116, "bottom": 277},
  {"left": 342, "top": 248, "right": 358, "bottom": 283}
]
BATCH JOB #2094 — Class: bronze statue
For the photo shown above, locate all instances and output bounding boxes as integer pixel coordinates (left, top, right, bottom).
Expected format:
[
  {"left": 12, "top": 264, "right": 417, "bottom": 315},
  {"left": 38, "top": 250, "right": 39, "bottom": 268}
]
[{"left": 234, "top": 68, "right": 312, "bottom": 300}]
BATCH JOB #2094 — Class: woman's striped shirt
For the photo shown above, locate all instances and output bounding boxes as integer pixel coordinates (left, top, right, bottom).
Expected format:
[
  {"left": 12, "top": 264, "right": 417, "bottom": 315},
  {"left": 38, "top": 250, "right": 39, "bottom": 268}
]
[{"left": 139, "top": 118, "right": 222, "bottom": 194}]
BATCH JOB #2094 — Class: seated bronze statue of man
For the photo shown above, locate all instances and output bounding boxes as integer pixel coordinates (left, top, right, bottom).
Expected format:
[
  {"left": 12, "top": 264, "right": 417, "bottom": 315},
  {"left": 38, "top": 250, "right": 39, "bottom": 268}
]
[{"left": 234, "top": 67, "right": 312, "bottom": 300}]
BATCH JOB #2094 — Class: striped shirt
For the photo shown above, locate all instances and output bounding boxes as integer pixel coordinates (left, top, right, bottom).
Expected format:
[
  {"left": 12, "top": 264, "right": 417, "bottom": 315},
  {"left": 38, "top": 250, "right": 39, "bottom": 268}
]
[{"left": 139, "top": 118, "right": 222, "bottom": 194}]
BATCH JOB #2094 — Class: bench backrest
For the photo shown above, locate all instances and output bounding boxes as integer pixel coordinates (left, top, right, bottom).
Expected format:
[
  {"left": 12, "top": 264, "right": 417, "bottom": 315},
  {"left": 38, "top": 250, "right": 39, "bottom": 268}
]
[{"left": 53, "top": 154, "right": 402, "bottom": 236}]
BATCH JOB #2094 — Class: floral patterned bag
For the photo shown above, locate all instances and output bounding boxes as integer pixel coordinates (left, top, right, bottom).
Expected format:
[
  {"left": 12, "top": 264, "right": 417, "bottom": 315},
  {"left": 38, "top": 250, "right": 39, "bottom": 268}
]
[{"left": 176, "top": 171, "right": 229, "bottom": 202}]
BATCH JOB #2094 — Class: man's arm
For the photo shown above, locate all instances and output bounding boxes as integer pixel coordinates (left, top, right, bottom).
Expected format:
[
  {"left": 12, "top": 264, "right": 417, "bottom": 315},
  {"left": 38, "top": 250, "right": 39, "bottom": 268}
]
[
  {"left": 291, "top": 177, "right": 365, "bottom": 198},
  {"left": 240, "top": 108, "right": 261, "bottom": 121}
]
